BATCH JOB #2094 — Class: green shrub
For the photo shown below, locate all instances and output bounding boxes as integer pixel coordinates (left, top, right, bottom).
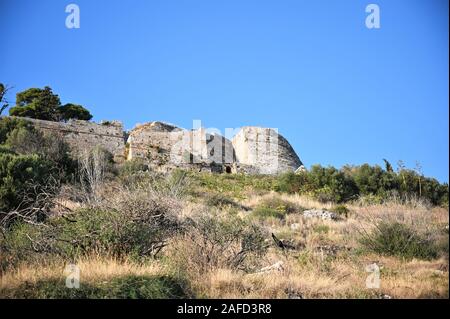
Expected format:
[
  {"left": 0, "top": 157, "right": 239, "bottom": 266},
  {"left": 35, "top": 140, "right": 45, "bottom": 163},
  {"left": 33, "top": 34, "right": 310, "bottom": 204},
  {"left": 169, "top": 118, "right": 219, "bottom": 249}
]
[
  {"left": 1, "top": 189, "right": 181, "bottom": 262},
  {"left": 0, "top": 117, "right": 34, "bottom": 144},
  {"left": 252, "top": 206, "right": 285, "bottom": 219},
  {"left": 275, "top": 163, "right": 448, "bottom": 206},
  {"left": 313, "top": 224, "right": 330, "bottom": 234},
  {"left": 0, "top": 153, "right": 54, "bottom": 213},
  {"left": 191, "top": 172, "right": 276, "bottom": 199},
  {"left": 1, "top": 118, "right": 76, "bottom": 180},
  {"left": 332, "top": 204, "right": 350, "bottom": 218},
  {"left": 118, "top": 158, "right": 148, "bottom": 176},
  {"left": 205, "top": 193, "right": 240, "bottom": 209},
  {"left": 276, "top": 172, "right": 306, "bottom": 193},
  {"left": 252, "top": 196, "right": 300, "bottom": 220},
  {"left": 57, "top": 203, "right": 179, "bottom": 260},
  {"left": 360, "top": 222, "right": 439, "bottom": 260},
  {"left": 0, "top": 145, "right": 15, "bottom": 155}
]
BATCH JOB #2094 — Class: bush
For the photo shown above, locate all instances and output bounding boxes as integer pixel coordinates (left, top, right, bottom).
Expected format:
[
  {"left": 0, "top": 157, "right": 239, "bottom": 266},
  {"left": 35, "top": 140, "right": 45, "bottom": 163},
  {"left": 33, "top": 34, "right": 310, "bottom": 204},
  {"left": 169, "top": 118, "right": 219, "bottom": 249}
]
[
  {"left": 0, "top": 145, "right": 15, "bottom": 155},
  {"left": 276, "top": 172, "right": 306, "bottom": 193},
  {"left": 1, "top": 187, "right": 182, "bottom": 263},
  {"left": 252, "top": 206, "right": 285, "bottom": 219},
  {"left": 252, "top": 196, "right": 300, "bottom": 220},
  {"left": 313, "top": 224, "right": 330, "bottom": 234},
  {"left": 173, "top": 212, "right": 267, "bottom": 273},
  {"left": 360, "top": 222, "right": 439, "bottom": 260},
  {"left": 0, "top": 153, "right": 54, "bottom": 213},
  {"left": 205, "top": 193, "right": 240, "bottom": 209},
  {"left": 5, "top": 126, "right": 76, "bottom": 178},
  {"left": 118, "top": 158, "right": 148, "bottom": 177},
  {"left": 275, "top": 163, "right": 448, "bottom": 206},
  {"left": 0, "top": 117, "right": 35, "bottom": 144},
  {"left": 332, "top": 204, "right": 350, "bottom": 218},
  {"left": 1, "top": 117, "right": 76, "bottom": 179}
]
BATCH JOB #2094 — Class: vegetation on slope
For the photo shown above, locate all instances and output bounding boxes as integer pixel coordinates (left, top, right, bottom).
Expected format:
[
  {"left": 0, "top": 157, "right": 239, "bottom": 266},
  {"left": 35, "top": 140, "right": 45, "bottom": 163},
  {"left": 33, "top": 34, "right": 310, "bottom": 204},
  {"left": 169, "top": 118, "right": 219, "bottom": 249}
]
[{"left": 0, "top": 116, "right": 448, "bottom": 299}]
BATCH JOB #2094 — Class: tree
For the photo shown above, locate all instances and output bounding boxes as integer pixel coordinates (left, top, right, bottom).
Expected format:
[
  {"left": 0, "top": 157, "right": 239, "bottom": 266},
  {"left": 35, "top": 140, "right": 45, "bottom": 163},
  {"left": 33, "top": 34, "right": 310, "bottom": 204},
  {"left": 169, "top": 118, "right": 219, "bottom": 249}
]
[
  {"left": 9, "top": 87, "right": 61, "bottom": 120},
  {"left": 59, "top": 103, "right": 92, "bottom": 121},
  {"left": 8, "top": 86, "right": 92, "bottom": 122},
  {"left": 383, "top": 159, "right": 393, "bottom": 173},
  {"left": 0, "top": 83, "right": 12, "bottom": 116}
]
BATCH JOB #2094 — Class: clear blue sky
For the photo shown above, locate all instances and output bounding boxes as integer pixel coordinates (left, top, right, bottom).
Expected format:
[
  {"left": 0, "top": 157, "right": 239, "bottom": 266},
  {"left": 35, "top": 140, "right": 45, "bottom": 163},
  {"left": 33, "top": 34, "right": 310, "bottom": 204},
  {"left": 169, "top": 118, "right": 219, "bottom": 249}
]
[{"left": 1, "top": 0, "right": 448, "bottom": 182}]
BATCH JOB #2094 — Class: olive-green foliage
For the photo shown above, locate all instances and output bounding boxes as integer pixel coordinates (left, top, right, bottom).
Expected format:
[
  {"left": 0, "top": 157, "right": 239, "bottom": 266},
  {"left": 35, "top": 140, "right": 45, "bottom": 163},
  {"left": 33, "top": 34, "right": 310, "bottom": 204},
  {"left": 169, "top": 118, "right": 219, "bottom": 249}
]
[
  {"left": 58, "top": 103, "right": 93, "bottom": 121},
  {"left": 118, "top": 158, "right": 149, "bottom": 177},
  {"left": 360, "top": 222, "right": 439, "bottom": 260},
  {"left": 1, "top": 190, "right": 181, "bottom": 264},
  {"left": 205, "top": 193, "right": 237, "bottom": 207},
  {"left": 190, "top": 172, "right": 277, "bottom": 199},
  {"left": 0, "top": 117, "right": 34, "bottom": 144},
  {"left": 275, "top": 163, "right": 448, "bottom": 206},
  {"left": 313, "top": 224, "right": 330, "bottom": 234},
  {"left": 0, "top": 153, "right": 53, "bottom": 212},
  {"left": 276, "top": 166, "right": 358, "bottom": 203},
  {"left": 0, "top": 145, "right": 15, "bottom": 155},
  {"left": 0, "top": 275, "right": 189, "bottom": 299},
  {"left": 8, "top": 86, "right": 92, "bottom": 122},
  {"left": 0, "top": 117, "right": 76, "bottom": 178},
  {"left": 332, "top": 204, "right": 350, "bottom": 218},
  {"left": 252, "top": 196, "right": 300, "bottom": 220}
]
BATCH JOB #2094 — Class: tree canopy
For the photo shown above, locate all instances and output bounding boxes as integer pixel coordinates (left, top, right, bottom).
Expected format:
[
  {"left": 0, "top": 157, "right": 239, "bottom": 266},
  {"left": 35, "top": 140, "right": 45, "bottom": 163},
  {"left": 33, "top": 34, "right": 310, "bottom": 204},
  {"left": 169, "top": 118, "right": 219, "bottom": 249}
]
[{"left": 8, "top": 86, "right": 93, "bottom": 122}]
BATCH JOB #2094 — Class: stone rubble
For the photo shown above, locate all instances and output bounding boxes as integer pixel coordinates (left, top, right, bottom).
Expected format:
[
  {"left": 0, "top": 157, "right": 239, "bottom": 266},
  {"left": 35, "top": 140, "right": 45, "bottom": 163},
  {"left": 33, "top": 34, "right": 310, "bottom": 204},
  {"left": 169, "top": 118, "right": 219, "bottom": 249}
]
[{"left": 302, "top": 209, "right": 338, "bottom": 220}]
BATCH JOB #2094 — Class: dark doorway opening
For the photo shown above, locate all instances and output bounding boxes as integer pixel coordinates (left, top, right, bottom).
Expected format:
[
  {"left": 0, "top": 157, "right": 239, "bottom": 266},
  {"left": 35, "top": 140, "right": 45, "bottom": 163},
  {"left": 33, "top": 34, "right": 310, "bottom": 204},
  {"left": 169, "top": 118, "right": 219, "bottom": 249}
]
[{"left": 225, "top": 166, "right": 232, "bottom": 174}]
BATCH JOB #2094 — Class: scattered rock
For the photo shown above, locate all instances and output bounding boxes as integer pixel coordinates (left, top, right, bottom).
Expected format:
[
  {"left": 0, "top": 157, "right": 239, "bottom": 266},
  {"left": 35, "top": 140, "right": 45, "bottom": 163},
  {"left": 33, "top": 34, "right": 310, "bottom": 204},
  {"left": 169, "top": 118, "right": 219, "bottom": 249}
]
[
  {"left": 290, "top": 223, "right": 301, "bottom": 230},
  {"left": 256, "top": 261, "right": 284, "bottom": 273},
  {"left": 302, "top": 209, "right": 338, "bottom": 220},
  {"left": 286, "top": 287, "right": 304, "bottom": 299}
]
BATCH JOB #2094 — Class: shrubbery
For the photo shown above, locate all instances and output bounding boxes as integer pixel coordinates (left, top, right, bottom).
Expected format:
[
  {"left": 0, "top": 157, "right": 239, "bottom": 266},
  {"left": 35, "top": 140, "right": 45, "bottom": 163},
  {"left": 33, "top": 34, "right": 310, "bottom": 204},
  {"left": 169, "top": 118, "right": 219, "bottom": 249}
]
[
  {"left": 1, "top": 186, "right": 182, "bottom": 265},
  {"left": 360, "top": 222, "right": 439, "bottom": 260},
  {"left": 171, "top": 212, "right": 268, "bottom": 273},
  {"left": 0, "top": 153, "right": 53, "bottom": 213},
  {"left": 276, "top": 164, "right": 448, "bottom": 205},
  {"left": 0, "top": 117, "right": 77, "bottom": 224},
  {"left": 252, "top": 196, "right": 300, "bottom": 220}
]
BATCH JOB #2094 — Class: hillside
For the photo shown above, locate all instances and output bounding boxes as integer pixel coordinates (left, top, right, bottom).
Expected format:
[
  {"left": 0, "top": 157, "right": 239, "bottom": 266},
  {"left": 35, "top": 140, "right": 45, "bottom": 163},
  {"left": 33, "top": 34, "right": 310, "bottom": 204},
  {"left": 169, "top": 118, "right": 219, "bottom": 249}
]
[{"left": 0, "top": 117, "right": 448, "bottom": 299}]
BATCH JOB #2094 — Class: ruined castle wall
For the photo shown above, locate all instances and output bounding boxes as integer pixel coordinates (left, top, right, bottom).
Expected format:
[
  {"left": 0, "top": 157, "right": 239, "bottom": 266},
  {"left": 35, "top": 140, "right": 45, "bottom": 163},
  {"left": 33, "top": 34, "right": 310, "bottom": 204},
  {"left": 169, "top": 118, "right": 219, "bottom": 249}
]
[
  {"left": 7, "top": 117, "right": 302, "bottom": 175},
  {"left": 232, "top": 127, "right": 302, "bottom": 175},
  {"left": 127, "top": 122, "right": 235, "bottom": 172},
  {"left": 14, "top": 117, "right": 126, "bottom": 161}
]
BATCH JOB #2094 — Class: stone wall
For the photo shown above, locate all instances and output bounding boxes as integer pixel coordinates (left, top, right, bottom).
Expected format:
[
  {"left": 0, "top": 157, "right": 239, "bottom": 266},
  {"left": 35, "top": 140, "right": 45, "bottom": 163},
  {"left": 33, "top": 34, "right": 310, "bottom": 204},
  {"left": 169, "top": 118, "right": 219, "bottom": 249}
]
[
  {"left": 6, "top": 117, "right": 302, "bottom": 175},
  {"left": 126, "top": 122, "right": 235, "bottom": 173},
  {"left": 232, "top": 126, "right": 302, "bottom": 175},
  {"left": 12, "top": 117, "right": 126, "bottom": 161}
]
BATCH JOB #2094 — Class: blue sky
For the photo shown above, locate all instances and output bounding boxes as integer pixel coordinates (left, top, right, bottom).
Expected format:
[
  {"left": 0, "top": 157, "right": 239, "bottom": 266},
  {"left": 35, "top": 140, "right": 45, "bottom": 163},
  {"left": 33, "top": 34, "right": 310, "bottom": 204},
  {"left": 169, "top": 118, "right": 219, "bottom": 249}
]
[{"left": 1, "top": 0, "right": 448, "bottom": 182}]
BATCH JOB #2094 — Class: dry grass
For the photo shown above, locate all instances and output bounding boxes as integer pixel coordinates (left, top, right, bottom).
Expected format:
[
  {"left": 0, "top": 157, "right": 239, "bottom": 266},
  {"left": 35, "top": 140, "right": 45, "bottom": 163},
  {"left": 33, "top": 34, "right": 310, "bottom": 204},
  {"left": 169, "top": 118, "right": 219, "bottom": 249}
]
[
  {"left": 187, "top": 250, "right": 448, "bottom": 299},
  {"left": 1, "top": 187, "right": 448, "bottom": 299},
  {"left": 0, "top": 255, "right": 165, "bottom": 291}
]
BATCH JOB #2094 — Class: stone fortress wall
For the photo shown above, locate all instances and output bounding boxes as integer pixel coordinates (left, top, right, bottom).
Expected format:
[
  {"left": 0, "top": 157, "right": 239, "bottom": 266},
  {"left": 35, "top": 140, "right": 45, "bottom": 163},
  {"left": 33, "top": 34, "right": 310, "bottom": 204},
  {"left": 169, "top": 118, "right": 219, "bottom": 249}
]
[
  {"left": 8, "top": 116, "right": 303, "bottom": 175},
  {"left": 126, "top": 121, "right": 303, "bottom": 174},
  {"left": 9, "top": 116, "right": 126, "bottom": 161}
]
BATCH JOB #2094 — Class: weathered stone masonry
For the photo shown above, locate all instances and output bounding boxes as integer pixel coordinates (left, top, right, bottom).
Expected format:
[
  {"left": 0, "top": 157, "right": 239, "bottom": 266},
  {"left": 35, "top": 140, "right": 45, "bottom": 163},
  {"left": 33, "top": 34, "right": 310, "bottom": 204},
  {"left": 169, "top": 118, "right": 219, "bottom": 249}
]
[
  {"left": 9, "top": 116, "right": 303, "bottom": 175},
  {"left": 10, "top": 117, "right": 126, "bottom": 161}
]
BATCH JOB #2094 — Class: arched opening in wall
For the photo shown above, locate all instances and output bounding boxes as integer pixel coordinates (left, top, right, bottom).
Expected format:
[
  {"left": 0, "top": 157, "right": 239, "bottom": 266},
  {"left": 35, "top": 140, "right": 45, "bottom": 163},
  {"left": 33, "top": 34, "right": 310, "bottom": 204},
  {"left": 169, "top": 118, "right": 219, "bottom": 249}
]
[{"left": 225, "top": 166, "right": 232, "bottom": 174}]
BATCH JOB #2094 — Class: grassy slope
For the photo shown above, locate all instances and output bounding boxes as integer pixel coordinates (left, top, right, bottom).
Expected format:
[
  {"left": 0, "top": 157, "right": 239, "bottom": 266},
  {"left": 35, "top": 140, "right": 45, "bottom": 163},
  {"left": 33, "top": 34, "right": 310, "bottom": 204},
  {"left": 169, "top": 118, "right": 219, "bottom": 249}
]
[{"left": 1, "top": 172, "right": 448, "bottom": 299}]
